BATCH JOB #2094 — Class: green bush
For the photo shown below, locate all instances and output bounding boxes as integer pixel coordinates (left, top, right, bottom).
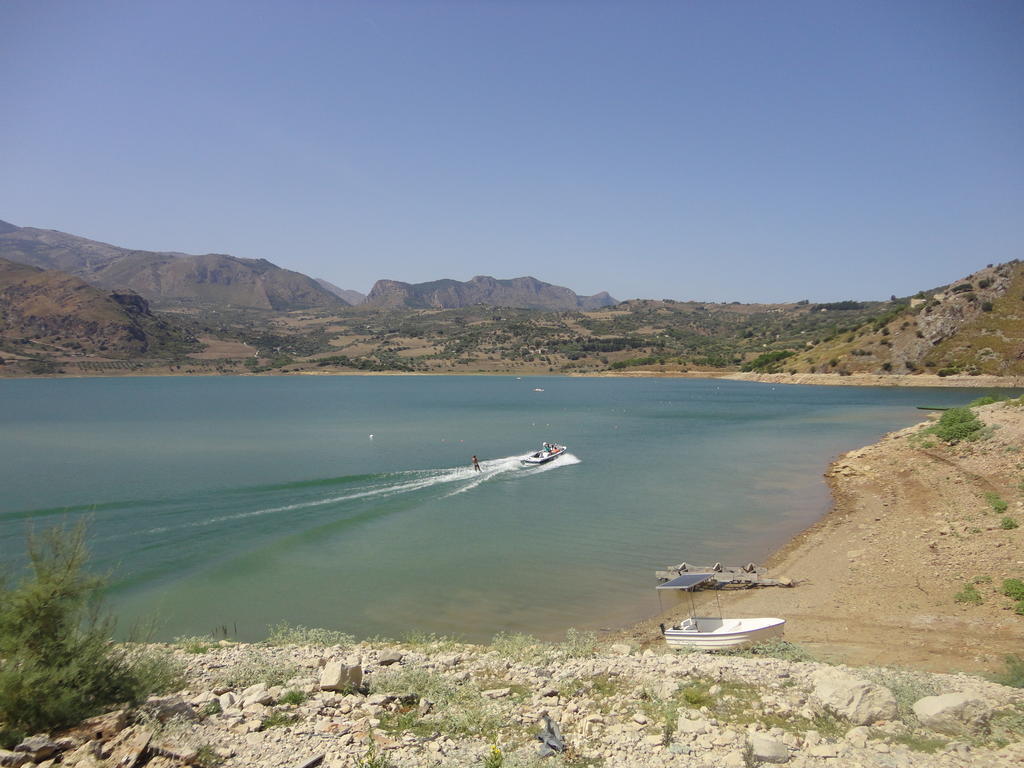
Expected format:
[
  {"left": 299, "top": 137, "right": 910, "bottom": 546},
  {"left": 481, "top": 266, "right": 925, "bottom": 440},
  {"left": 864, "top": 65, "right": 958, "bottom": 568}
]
[
  {"left": 985, "top": 492, "right": 1009, "bottom": 513},
  {"left": 0, "top": 524, "right": 177, "bottom": 739},
  {"left": 991, "top": 655, "right": 1024, "bottom": 688},
  {"left": 1003, "top": 579, "right": 1024, "bottom": 601},
  {"left": 928, "top": 407, "right": 984, "bottom": 443},
  {"left": 954, "top": 583, "right": 983, "bottom": 604},
  {"left": 1002, "top": 517, "right": 1019, "bottom": 530}
]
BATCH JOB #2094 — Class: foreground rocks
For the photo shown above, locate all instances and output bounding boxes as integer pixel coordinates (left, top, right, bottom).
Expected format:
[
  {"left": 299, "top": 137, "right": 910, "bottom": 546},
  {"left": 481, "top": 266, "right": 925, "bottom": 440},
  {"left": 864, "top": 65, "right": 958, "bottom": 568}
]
[{"left": 8, "top": 638, "right": 1023, "bottom": 768}]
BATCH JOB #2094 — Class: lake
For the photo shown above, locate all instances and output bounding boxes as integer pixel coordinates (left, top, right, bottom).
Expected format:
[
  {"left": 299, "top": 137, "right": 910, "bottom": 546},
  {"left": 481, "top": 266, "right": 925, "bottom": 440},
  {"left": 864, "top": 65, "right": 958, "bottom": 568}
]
[{"left": 0, "top": 375, "right": 997, "bottom": 642}]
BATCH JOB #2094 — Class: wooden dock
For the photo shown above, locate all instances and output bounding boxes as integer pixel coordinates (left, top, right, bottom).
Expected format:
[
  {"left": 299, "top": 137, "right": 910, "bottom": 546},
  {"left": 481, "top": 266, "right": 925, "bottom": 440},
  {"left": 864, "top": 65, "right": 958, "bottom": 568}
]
[{"left": 655, "top": 562, "right": 793, "bottom": 589}]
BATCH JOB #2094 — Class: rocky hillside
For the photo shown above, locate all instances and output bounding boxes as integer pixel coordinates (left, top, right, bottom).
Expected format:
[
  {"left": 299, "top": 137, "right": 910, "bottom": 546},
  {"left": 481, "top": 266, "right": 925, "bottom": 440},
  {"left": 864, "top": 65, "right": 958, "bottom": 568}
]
[
  {"left": 769, "top": 261, "right": 1024, "bottom": 377},
  {"left": 365, "top": 275, "right": 617, "bottom": 311},
  {"left": 0, "top": 220, "right": 347, "bottom": 311},
  {"left": 0, "top": 258, "right": 196, "bottom": 360},
  {"left": 5, "top": 636, "right": 1022, "bottom": 768}
]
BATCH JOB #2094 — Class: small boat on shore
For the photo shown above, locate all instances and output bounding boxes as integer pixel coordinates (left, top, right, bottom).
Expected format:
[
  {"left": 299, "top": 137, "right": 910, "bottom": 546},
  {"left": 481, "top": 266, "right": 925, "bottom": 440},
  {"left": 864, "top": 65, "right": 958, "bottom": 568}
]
[
  {"left": 660, "top": 616, "right": 785, "bottom": 649},
  {"left": 656, "top": 572, "right": 785, "bottom": 649},
  {"left": 521, "top": 442, "right": 566, "bottom": 465}
]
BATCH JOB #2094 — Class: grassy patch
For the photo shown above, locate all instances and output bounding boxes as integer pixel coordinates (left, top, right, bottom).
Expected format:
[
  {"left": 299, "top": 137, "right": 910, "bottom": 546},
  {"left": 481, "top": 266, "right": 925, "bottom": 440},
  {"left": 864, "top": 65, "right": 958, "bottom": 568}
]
[
  {"left": 175, "top": 635, "right": 216, "bottom": 654},
  {"left": 260, "top": 710, "right": 299, "bottom": 730},
  {"left": 863, "top": 667, "right": 940, "bottom": 724},
  {"left": 954, "top": 583, "right": 983, "bottom": 604},
  {"left": 985, "top": 492, "right": 1009, "bottom": 513},
  {"left": 556, "top": 628, "right": 598, "bottom": 659},
  {"left": 214, "top": 650, "right": 300, "bottom": 689},
  {"left": 266, "top": 622, "right": 355, "bottom": 647},
  {"left": 491, "top": 631, "right": 550, "bottom": 665},
  {"left": 991, "top": 655, "right": 1024, "bottom": 688},
  {"left": 279, "top": 689, "right": 307, "bottom": 705},
  {"left": 1000, "top": 517, "right": 1019, "bottom": 529},
  {"left": 369, "top": 666, "right": 509, "bottom": 741},
  {"left": 715, "top": 639, "right": 815, "bottom": 662}
]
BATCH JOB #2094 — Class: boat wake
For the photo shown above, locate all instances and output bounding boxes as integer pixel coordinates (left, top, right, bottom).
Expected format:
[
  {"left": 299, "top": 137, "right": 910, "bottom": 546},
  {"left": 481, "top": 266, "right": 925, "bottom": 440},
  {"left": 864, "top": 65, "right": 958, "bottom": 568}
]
[{"left": 10, "top": 452, "right": 583, "bottom": 575}]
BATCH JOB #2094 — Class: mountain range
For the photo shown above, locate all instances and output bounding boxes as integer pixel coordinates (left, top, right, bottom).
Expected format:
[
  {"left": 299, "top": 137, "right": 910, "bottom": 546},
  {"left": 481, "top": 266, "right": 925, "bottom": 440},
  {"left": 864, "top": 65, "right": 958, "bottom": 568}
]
[{"left": 0, "top": 219, "right": 615, "bottom": 312}]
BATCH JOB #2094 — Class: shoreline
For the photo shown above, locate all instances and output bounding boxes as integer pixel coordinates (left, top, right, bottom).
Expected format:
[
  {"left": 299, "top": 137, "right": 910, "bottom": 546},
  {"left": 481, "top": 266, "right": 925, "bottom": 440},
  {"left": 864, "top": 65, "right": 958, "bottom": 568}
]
[
  {"left": 617, "top": 399, "right": 1024, "bottom": 674},
  {"left": 5, "top": 368, "right": 1024, "bottom": 388}
]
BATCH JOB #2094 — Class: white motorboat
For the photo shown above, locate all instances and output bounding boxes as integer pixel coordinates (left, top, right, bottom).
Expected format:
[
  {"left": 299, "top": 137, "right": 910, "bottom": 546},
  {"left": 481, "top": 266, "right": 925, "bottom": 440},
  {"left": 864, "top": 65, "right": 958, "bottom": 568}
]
[
  {"left": 521, "top": 442, "right": 566, "bottom": 465},
  {"left": 656, "top": 572, "right": 785, "bottom": 649},
  {"left": 660, "top": 616, "right": 785, "bottom": 649}
]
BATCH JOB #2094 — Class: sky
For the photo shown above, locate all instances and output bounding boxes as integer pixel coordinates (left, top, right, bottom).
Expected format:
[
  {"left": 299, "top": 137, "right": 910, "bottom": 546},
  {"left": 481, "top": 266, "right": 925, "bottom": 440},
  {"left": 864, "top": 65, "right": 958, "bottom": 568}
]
[{"left": 1, "top": 1, "right": 1021, "bottom": 303}]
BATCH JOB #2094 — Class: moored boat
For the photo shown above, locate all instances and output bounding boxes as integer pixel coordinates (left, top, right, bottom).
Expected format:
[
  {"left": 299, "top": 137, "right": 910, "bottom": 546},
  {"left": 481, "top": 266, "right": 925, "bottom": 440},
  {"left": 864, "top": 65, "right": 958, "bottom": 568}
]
[
  {"left": 521, "top": 442, "right": 567, "bottom": 465},
  {"left": 656, "top": 572, "right": 785, "bottom": 649},
  {"left": 660, "top": 616, "right": 785, "bottom": 649}
]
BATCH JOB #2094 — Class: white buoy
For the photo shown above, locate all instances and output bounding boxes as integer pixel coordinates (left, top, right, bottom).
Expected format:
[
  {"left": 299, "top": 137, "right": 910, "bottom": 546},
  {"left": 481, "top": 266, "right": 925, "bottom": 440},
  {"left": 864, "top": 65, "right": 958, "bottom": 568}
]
[{"left": 369, "top": 434, "right": 374, "bottom": 439}]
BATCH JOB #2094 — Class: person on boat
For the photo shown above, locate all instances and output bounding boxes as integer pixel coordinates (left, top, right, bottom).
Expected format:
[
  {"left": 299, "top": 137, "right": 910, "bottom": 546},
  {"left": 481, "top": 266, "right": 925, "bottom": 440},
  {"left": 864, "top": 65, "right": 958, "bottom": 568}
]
[{"left": 472, "top": 455, "right": 481, "bottom": 472}]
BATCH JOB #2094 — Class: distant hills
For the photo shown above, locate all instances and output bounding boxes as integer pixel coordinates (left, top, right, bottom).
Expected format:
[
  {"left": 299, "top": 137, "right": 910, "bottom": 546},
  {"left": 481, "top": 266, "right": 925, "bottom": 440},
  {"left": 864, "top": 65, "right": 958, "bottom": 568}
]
[
  {"left": 0, "top": 219, "right": 616, "bottom": 312},
  {"left": 0, "top": 220, "right": 347, "bottom": 311},
  {"left": 365, "top": 275, "right": 617, "bottom": 311},
  {"left": 0, "top": 258, "right": 196, "bottom": 357}
]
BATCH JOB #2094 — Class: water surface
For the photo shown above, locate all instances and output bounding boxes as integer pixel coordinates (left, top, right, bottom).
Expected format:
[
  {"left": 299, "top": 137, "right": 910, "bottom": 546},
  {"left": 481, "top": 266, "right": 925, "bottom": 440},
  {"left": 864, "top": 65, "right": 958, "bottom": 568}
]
[{"left": 0, "top": 375, "right": 999, "bottom": 641}]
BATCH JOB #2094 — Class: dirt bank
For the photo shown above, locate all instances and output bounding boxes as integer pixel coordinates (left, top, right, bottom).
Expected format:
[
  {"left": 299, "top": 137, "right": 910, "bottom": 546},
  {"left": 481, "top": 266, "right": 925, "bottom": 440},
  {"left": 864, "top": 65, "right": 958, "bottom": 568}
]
[{"left": 623, "top": 400, "right": 1024, "bottom": 675}]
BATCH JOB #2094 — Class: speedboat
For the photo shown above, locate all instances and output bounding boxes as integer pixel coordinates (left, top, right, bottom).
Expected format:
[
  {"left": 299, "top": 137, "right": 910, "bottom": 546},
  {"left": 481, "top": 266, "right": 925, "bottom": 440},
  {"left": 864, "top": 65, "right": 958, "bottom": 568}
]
[
  {"left": 521, "top": 442, "right": 566, "bottom": 465},
  {"left": 660, "top": 616, "right": 785, "bottom": 649}
]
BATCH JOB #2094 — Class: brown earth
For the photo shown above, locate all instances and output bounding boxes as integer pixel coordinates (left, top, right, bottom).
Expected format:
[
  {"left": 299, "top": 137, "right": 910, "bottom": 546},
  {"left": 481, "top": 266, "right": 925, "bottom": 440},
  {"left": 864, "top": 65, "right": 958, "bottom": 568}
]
[{"left": 621, "top": 400, "right": 1024, "bottom": 675}]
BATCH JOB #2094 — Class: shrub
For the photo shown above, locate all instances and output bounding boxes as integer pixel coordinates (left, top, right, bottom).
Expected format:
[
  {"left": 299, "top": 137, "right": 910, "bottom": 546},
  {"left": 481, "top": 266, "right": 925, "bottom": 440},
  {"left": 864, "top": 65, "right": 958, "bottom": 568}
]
[
  {"left": 954, "top": 583, "right": 982, "bottom": 604},
  {"left": 266, "top": 622, "right": 355, "bottom": 648},
  {"left": 985, "top": 492, "right": 1009, "bottom": 513},
  {"left": 558, "top": 628, "right": 598, "bottom": 659},
  {"left": 1002, "top": 517, "right": 1019, "bottom": 529},
  {"left": 1003, "top": 579, "right": 1024, "bottom": 601},
  {"left": 928, "top": 407, "right": 984, "bottom": 443},
  {"left": 991, "top": 655, "right": 1024, "bottom": 688},
  {"left": 279, "top": 689, "right": 308, "bottom": 705},
  {"left": 0, "top": 524, "right": 177, "bottom": 738}
]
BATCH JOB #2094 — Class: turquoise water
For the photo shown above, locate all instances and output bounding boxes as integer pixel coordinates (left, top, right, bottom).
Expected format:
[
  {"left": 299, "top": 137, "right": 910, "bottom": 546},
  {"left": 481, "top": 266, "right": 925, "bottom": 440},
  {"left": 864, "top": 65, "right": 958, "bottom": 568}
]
[{"left": 0, "top": 376, "right": 1004, "bottom": 642}]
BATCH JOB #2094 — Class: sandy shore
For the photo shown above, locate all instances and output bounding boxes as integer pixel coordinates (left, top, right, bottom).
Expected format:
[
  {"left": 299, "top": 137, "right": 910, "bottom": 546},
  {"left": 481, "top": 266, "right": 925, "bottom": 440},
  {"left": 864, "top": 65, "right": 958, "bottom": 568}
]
[
  {"left": 620, "top": 400, "right": 1024, "bottom": 675},
  {"left": 720, "top": 371, "right": 1024, "bottom": 388}
]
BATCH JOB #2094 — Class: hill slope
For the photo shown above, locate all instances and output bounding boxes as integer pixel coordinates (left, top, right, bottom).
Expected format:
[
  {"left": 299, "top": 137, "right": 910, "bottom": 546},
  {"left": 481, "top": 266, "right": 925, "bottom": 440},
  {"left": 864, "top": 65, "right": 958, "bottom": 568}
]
[
  {"left": 776, "top": 261, "right": 1024, "bottom": 377},
  {"left": 0, "top": 220, "right": 347, "bottom": 311},
  {"left": 365, "top": 275, "right": 617, "bottom": 310},
  {"left": 0, "top": 258, "right": 196, "bottom": 359}
]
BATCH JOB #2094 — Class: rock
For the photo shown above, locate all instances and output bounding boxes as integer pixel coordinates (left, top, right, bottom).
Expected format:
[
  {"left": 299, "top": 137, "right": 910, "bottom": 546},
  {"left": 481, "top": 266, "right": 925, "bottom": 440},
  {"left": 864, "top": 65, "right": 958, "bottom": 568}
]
[
  {"left": 100, "top": 726, "right": 151, "bottom": 768},
  {"left": 749, "top": 734, "right": 789, "bottom": 763},
  {"left": 845, "top": 725, "right": 870, "bottom": 749},
  {"left": 13, "top": 736, "right": 61, "bottom": 761},
  {"left": 218, "top": 692, "right": 237, "bottom": 711},
  {"left": 810, "top": 668, "right": 897, "bottom": 725},
  {"left": 808, "top": 744, "right": 839, "bottom": 758},
  {"left": 0, "top": 751, "right": 31, "bottom": 768},
  {"left": 912, "top": 693, "right": 991, "bottom": 735},
  {"left": 143, "top": 694, "right": 199, "bottom": 722},
  {"left": 68, "top": 710, "right": 129, "bottom": 742},
  {"left": 319, "top": 660, "right": 362, "bottom": 692},
  {"left": 609, "top": 643, "right": 632, "bottom": 656},
  {"left": 378, "top": 650, "right": 403, "bottom": 666},
  {"left": 482, "top": 688, "right": 511, "bottom": 699},
  {"left": 676, "top": 715, "right": 710, "bottom": 736}
]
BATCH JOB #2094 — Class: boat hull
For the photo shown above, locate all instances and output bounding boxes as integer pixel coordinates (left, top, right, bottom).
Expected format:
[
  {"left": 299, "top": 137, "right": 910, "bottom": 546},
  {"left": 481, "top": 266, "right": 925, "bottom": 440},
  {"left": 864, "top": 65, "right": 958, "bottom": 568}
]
[
  {"left": 520, "top": 445, "right": 567, "bottom": 465},
  {"left": 663, "top": 617, "right": 785, "bottom": 649}
]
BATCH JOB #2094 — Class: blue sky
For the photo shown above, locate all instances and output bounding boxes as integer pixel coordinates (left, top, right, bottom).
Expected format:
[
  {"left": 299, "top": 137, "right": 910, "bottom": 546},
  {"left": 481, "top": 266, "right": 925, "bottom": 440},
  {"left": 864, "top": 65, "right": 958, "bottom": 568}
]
[{"left": 2, "top": 1, "right": 1021, "bottom": 302}]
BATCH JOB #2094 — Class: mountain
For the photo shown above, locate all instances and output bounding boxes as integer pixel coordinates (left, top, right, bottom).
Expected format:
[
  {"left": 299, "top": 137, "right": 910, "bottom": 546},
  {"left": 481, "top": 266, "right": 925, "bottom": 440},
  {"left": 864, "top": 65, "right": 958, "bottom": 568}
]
[
  {"left": 0, "top": 258, "right": 196, "bottom": 357},
  {"left": 0, "top": 220, "right": 346, "bottom": 311},
  {"left": 754, "top": 261, "right": 1024, "bottom": 377},
  {"left": 315, "top": 278, "right": 365, "bottom": 305},
  {"left": 364, "top": 275, "right": 617, "bottom": 310}
]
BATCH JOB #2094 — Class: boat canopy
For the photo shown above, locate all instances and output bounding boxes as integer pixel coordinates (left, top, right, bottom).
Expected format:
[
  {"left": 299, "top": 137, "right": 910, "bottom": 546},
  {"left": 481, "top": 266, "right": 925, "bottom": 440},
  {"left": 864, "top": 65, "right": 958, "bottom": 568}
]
[{"left": 656, "top": 573, "right": 715, "bottom": 591}]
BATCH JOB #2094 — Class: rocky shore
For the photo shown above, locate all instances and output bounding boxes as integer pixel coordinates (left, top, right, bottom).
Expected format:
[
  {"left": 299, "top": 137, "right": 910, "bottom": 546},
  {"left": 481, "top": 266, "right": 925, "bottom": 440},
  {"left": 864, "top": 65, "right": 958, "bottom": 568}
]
[{"left": 4, "top": 635, "right": 1022, "bottom": 768}]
